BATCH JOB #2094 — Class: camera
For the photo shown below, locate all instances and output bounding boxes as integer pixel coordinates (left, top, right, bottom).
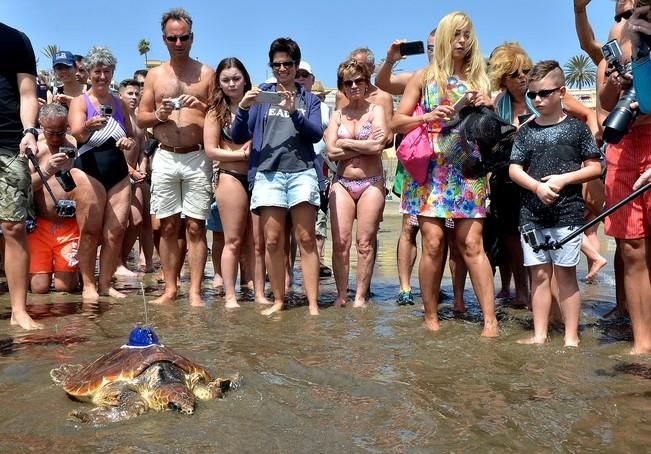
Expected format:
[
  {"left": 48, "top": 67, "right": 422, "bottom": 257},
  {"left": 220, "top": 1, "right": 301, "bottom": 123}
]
[
  {"left": 520, "top": 224, "right": 548, "bottom": 251},
  {"left": 170, "top": 97, "right": 183, "bottom": 110},
  {"left": 55, "top": 199, "right": 76, "bottom": 218},
  {"left": 59, "top": 146, "right": 77, "bottom": 159},
  {"left": 99, "top": 104, "right": 113, "bottom": 117},
  {"left": 55, "top": 170, "right": 76, "bottom": 192},
  {"left": 602, "top": 40, "right": 639, "bottom": 144}
]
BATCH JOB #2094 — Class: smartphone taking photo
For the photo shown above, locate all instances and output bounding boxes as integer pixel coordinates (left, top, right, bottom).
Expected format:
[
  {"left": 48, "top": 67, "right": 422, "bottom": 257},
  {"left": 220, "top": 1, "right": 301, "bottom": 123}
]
[
  {"left": 254, "top": 91, "right": 283, "bottom": 105},
  {"left": 399, "top": 41, "right": 425, "bottom": 56}
]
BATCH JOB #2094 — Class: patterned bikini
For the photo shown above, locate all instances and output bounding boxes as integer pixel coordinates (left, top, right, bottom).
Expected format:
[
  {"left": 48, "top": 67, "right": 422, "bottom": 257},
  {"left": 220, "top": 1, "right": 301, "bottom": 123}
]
[{"left": 334, "top": 107, "right": 384, "bottom": 201}]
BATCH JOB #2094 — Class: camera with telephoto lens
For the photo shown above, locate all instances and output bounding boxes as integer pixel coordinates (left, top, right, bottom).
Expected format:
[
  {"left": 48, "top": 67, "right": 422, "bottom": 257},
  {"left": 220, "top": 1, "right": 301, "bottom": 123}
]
[
  {"left": 602, "top": 40, "right": 638, "bottom": 144},
  {"left": 55, "top": 199, "right": 76, "bottom": 218},
  {"left": 520, "top": 223, "right": 547, "bottom": 250}
]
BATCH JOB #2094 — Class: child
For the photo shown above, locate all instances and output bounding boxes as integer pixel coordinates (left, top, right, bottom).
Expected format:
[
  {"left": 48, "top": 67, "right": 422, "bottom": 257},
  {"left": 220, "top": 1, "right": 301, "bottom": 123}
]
[{"left": 509, "top": 60, "right": 601, "bottom": 347}]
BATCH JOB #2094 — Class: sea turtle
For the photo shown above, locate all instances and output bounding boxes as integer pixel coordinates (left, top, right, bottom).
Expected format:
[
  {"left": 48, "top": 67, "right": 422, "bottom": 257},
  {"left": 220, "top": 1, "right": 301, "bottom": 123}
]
[{"left": 50, "top": 327, "right": 239, "bottom": 424}]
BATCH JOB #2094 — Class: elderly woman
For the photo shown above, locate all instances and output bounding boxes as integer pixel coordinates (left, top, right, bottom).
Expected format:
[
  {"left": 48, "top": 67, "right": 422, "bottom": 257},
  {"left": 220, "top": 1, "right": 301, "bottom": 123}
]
[
  {"left": 489, "top": 42, "right": 604, "bottom": 308},
  {"left": 391, "top": 11, "right": 498, "bottom": 336},
  {"left": 69, "top": 46, "right": 136, "bottom": 299},
  {"left": 325, "top": 60, "right": 387, "bottom": 308}
]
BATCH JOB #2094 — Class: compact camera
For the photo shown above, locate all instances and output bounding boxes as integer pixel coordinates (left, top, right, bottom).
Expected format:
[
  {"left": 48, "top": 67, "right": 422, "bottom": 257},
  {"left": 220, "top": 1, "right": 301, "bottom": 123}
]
[
  {"left": 520, "top": 224, "right": 548, "bottom": 251},
  {"left": 55, "top": 199, "right": 76, "bottom": 218},
  {"left": 59, "top": 146, "right": 77, "bottom": 159},
  {"left": 170, "top": 97, "right": 183, "bottom": 110},
  {"left": 602, "top": 40, "right": 638, "bottom": 144},
  {"left": 99, "top": 104, "right": 113, "bottom": 117},
  {"left": 55, "top": 170, "right": 76, "bottom": 192}
]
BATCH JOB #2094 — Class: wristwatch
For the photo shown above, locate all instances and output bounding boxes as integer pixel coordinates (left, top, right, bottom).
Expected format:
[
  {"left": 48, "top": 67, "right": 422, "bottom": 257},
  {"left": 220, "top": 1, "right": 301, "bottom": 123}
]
[{"left": 22, "top": 127, "right": 38, "bottom": 138}]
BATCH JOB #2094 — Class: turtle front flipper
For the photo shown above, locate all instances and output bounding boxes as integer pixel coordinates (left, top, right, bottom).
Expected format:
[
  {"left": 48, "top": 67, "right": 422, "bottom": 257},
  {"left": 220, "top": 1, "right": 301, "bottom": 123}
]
[
  {"left": 193, "top": 374, "right": 241, "bottom": 400},
  {"left": 70, "top": 389, "right": 149, "bottom": 425},
  {"left": 50, "top": 364, "right": 83, "bottom": 385}
]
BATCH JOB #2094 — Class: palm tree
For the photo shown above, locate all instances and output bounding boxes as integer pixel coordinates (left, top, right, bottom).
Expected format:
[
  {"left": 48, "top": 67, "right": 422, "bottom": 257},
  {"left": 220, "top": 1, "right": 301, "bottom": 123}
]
[
  {"left": 137, "top": 39, "right": 150, "bottom": 67},
  {"left": 41, "top": 44, "right": 60, "bottom": 61},
  {"left": 564, "top": 54, "right": 597, "bottom": 90}
]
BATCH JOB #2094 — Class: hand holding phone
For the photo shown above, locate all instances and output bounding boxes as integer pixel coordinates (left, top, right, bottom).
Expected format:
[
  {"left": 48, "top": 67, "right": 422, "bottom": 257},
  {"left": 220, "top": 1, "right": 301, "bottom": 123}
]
[
  {"left": 399, "top": 41, "right": 425, "bottom": 57},
  {"left": 254, "top": 91, "right": 283, "bottom": 105}
]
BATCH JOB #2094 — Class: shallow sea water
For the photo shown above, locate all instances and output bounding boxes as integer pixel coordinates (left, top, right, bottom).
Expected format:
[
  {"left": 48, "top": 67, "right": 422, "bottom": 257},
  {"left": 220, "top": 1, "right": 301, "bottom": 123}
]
[{"left": 1, "top": 207, "right": 650, "bottom": 452}]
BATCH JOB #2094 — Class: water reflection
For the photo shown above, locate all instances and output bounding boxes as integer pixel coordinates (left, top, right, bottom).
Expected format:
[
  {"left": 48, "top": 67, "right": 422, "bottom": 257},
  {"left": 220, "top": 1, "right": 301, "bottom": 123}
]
[{"left": 0, "top": 209, "right": 647, "bottom": 451}]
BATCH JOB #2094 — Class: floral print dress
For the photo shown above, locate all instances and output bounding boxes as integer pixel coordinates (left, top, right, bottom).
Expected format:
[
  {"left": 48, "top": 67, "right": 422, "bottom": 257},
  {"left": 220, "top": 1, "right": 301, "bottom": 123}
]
[{"left": 399, "top": 79, "right": 487, "bottom": 219}]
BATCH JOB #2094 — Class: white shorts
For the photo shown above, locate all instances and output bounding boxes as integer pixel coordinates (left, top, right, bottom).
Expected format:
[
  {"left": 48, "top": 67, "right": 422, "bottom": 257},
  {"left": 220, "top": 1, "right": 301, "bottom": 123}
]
[
  {"left": 521, "top": 225, "right": 582, "bottom": 267},
  {"left": 150, "top": 148, "right": 212, "bottom": 220}
]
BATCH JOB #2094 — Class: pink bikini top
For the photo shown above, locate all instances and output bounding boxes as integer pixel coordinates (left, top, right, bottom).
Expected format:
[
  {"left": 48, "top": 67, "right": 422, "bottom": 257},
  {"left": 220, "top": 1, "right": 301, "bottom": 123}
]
[{"left": 337, "top": 105, "right": 375, "bottom": 140}]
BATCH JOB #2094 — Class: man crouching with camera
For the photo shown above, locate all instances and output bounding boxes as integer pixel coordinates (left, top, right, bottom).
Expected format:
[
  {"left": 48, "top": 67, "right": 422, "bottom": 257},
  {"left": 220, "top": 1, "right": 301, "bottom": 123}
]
[
  {"left": 27, "top": 103, "right": 82, "bottom": 293},
  {"left": 598, "top": 0, "right": 651, "bottom": 354}
]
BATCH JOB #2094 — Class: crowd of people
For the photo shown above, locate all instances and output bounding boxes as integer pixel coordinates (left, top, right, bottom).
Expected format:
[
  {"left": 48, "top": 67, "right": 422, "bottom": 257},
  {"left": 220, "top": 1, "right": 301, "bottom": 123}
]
[{"left": 1, "top": 2, "right": 650, "bottom": 354}]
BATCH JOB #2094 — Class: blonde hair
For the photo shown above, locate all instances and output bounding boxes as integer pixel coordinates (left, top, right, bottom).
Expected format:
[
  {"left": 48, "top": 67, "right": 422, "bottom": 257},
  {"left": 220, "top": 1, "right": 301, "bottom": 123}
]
[
  {"left": 488, "top": 42, "right": 533, "bottom": 91},
  {"left": 423, "top": 11, "right": 489, "bottom": 98}
]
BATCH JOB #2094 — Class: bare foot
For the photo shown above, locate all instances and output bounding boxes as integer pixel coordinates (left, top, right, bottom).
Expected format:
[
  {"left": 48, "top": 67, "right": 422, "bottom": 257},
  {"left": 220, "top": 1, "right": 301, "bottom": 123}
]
[
  {"left": 516, "top": 336, "right": 548, "bottom": 345},
  {"left": 308, "top": 304, "right": 319, "bottom": 316},
  {"left": 261, "top": 302, "right": 284, "bottom": 316},
  {"left": 224, "top": 296, "right": 240, "bottom": 309},
  {"left": 630, "top": 345, "right": 651, "bottom": 355},
  {"left": 453, "top": 302, "right": 467, "bottom": 313},
  {"left": 100, "top": 287, "right": 127, "bottom": 298},
  {"left": 151, "top": 292, "right": 176, "bottom": 305},
  {"left": 585, "top": 256, "right": 607, "bottom": 282},
  {"left": 141, "top": 265, "right": 155, "bottom": 274},
  {"left": 423, "top": 314, "right": 440, "bottom": 331},
  {"left": 353, "top": 298, "right": 368, "bottom": 308},
  {"left": 564, "top": 337, "right": 580, "bottom": 347},
  {"left": 114, "top": 265, "right": 137, "bottom": 278},
  {"left": 334, "top": 296, "right": 347, "bottom": 308},
  {"left": 212, "top": 276, "right": 224, "bottom": 289},
  {"left": 82, "top": 287, "right": 99, "bottom": 301},
  {"left": 481, "top": 320, "right": 499, "bottom": 337},
  {"left": 255, "top": 294, "right": 274, "bottom": 305},
  {"left": 496, "top": 289, "right": 512, "bottom": 299},
  {"left": 189, "top": 293, "right": 204, "bottom": 307},
  {"left": 10, "top": 311, "right": 43, "bottom": 330}
]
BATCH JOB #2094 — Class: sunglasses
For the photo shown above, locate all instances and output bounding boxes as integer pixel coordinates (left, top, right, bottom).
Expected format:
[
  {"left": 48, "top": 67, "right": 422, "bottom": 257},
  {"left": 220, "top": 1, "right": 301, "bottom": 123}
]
[
  {"left": 342, "top": 77, "right": 366, "bottom": 88},
  {"left": 427, "top": 45, "right": 435, "bottom": 52},
  {"left": 42, "top": 129, "right": 66, "bottom": 137},
  {"left": 509, "top": 68, "right": 531, "bottom": 79},
  {"left": 165, "top": 33, "right": 191, "bottom": 43},
  {"left": 526, "top": 87, "right": 561, "bottom": 100},
  {"left": 614, "top": 9, "right": 633, "bottom": 22},
  {"left": 270, "top": 61, "right": 296, "bottom": 69},
  {"left": 296, "top": 70, "right": 311, "bottom": 78}
]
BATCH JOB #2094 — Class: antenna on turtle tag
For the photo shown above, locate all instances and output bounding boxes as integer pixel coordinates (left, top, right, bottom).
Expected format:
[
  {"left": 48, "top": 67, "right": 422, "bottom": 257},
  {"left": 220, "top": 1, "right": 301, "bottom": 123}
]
[{"left": 141, "top": 282, "right": 148, "bottom": 326}]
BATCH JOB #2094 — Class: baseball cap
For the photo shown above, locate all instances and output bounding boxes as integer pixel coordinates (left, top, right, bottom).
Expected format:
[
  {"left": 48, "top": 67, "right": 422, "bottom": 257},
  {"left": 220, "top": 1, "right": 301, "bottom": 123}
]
[
  {"left": 298, "top": 61, "right": 313, "bottom": 76},
  {"left": 52, "top": 51, "right": 75, "bottom": 68}
]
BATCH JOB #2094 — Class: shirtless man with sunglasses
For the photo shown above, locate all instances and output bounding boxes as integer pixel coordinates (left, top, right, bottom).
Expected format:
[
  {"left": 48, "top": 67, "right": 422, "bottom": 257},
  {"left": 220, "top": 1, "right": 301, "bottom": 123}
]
[{"left": 137, "top": 8, "right": 214, "bottom": 306}]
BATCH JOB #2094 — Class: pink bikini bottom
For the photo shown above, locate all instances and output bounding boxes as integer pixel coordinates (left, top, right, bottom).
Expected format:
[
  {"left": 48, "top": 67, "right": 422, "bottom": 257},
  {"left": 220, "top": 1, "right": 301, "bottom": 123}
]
[{"left": 335, "top": 175, "right": 384, "bottom": 201}]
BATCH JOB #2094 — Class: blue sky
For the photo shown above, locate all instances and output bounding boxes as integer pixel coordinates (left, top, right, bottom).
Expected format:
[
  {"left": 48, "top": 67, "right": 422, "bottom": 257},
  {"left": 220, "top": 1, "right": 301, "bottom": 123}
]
[{"left": 2, "top": 0, "right": 616, "bottom": 88}]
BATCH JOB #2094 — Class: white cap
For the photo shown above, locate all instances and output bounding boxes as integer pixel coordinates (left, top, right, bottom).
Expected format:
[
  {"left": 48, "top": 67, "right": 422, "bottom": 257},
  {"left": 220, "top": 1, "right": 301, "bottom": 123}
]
[
  {"left": 264, "top": 77, "right": 277, "bottom": 84},
  {"left": 298, "top": 61, "right": 313, "bottom": 75}
]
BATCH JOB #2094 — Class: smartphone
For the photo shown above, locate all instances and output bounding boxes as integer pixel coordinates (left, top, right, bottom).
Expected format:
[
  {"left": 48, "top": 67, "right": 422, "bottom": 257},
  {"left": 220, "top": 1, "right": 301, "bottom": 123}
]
[
  {"left": 255, "top": 91, "right": 283, "bottom": 105},
  {"left": 399, "top": 41, "right": 425, "bottom": 57},
  {"left": 36, "top": 84, "right": 48, "bottom": 100},
  {"left": 452, "top": 93, "right": 471, "bottom": 115}
]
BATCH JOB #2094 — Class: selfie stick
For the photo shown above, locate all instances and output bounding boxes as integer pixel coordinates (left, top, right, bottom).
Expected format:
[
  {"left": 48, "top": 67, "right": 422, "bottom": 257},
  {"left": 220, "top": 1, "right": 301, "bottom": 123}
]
[
  {"left": 533, "top": 181, "right": 651, "bottom": 252},
  {"left": 25, "top": 147, "right": 64, "bottom": 207}
]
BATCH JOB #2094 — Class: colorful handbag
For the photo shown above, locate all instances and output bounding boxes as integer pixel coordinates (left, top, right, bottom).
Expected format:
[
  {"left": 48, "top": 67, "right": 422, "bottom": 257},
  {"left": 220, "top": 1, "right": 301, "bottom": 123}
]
[{"left": 395, "top": 104, "right": 431, "bottom": 185}]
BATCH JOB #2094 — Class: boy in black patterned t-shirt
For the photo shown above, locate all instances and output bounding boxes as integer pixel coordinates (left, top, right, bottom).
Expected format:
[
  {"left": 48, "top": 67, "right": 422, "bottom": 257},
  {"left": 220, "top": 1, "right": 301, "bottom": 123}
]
[{"left": 509, "top": 60, "right": 601, "bottom": 347}]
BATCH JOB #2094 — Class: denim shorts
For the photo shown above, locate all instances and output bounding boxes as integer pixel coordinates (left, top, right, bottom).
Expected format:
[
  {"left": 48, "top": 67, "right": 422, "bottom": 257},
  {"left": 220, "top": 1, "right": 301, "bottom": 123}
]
[
  {"left": 521, "top": 225, "right": 582, "bottom": 267},
  {"left": 206, "top": 201, "right": 223, "bottom": 232},
  {"left": 251, "top": 168, "right": 320, "bottom": 213}
]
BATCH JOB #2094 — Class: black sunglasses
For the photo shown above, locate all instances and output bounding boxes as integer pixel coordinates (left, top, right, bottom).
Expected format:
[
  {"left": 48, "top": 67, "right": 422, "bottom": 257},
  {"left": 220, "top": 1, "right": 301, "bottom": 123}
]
[
  {"left": 270, "top": 61, "right": 296, "bottom": 69},
  {"left": 165, "top": 33, "right": 191, "bottom": 42},
  {"left": 509, "top": 68, "right": 531, "bottom": 79},
  {"left": 296, "top": 70, "right": 311, "bottom": 78},
  {"left": 526, "top": 87, "right": 561, "bottom": 100},
  {"left": 342, "top": 77, "right": 367, "bottom": 88},
  {"left": 42, "top": 129, "right": 66, "bottom": 137},
  {"left": 614, "top": 9, "right": 633, "bottom": 23}
]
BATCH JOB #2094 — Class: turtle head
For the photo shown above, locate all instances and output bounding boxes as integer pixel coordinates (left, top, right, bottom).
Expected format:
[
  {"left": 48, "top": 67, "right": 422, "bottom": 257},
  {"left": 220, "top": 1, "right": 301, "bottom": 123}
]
[
  {"left": 127, "top": 326, "right": 159, "bottom": 347},
  {"left": 150, "top": 383, "right": 196, "bottom": 414}
]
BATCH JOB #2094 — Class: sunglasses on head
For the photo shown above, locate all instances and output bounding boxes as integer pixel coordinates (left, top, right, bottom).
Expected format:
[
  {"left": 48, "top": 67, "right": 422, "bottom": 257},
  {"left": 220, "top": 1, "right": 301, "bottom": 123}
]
[
  {"left": 614, "top": 9, "right": 633, "bottom": 22},
  {"left": 509, "top": 68, "right": 531, "bottom": 79},
  {"left": 165, "top": 33, "right": 191, "bottom": 42},
  {"left": 342, "top": 77, "right": 366, "bottom": 88},
  {"left": 526, "top": 87, "right": 561, "bottom": 100},
  {"left": 270, "top": 61, "right": 296, "bottom": 69}
]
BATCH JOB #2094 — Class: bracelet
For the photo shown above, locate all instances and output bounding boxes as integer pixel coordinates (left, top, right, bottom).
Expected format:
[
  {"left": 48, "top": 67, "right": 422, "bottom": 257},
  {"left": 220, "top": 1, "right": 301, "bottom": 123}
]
[
  {"left": 386, "top": 59, "right": 397, "bottom": 66},
  {"left": 239, "top": 104, "right": 250, "bottom": 111},
  {"left": 154, "top": 110, "right": 167, "bottom": 123}
]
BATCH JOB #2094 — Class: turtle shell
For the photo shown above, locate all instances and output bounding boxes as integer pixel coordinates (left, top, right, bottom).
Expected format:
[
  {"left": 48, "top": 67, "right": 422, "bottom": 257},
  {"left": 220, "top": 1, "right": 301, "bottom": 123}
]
[{"left": 61, "top": 344, "right": 212, "bottom": 397}]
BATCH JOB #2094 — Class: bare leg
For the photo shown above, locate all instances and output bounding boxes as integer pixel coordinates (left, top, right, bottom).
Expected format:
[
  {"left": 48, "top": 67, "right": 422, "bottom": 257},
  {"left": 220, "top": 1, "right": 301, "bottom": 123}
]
[
  {"left": 497, "top": 260, "right": 512, "bottom": 299},
  {"left": 185, "top": 217, "right": 208, "bottom": 306},
  {"left": 329, "top": 183, "right": 356, "bottom": 308},
  {"left": 53, "top": 271, "right": 79, "bottom": 293},
  {"left": 139, "top": 182, "right": 155, "bottom": 273},
  {"left": 30, "top": 273, "right": 53, "bottom": 294},
  {"left": 418, "top": 218, "right": 446, "bottom": 331},
  {"left": 396, "top": 214, "right": 419, "bottom": 294},
  {"left": 211, "top": 231, "right": 224, "bottom": 289},
  {"left": 151, "top": 215, "right": 181, "bottom": 305},
  {"left": 620, "top": 238, "right": 651, "bottom": 354},
  {"left": 285, "top": 224, "right": 296, "bottom": 292},
  {"left": 352, "top": 182, "right": 385, "bottom": 307},
  {"left": 151, "top": 214, "right": 162, "bottom": 281},
  {"left": 115, "top": 183, "right": 143, "bottom": 277},
  {"left": 454, "top": 219, "right": 498, "bottom": 337},
  {"left": 3, "top": 221, "right": 42, "bottom": 329},
  {"left": 581, "top": 233, "right": 607, "bottom": 281},
  {"left": 518, "top": 264, "right": 552, "bottom": 344},
  {"left": 98, "top": 177, "right": 131, "bottom": 298},
  {"left": 290, "top": 203, "right": 320, "bottom": 315},
  {"left": 251, "top": 213, "right": 271, "bottom": 305},
  {"left": 505, "top": 234, "right": 530, "bottom": 308},
  {"left": 554, "top": 265, "right": 581, "bottom": 347},
  {"left": 260, "top": 207, "right": 288, "bottom": 315},
  {"left": 447, "top": 228, "right": 468, "bottom": 313}
]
